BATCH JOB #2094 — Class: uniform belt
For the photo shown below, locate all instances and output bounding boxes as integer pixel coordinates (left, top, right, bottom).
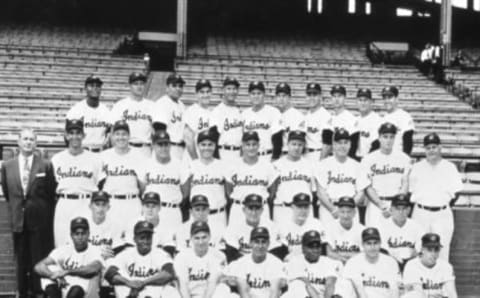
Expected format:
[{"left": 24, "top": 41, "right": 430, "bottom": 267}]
[
  {"left": 380, "top": 196, "right": 396, "bottom": 201},
  {"left": 83, "top": 147, "right": 102, "bottom": 153},
  {"left": 129, "top": 142, "right": 151, "bottom": 148},
  {"left": 57, "top": 193, "right": 91, "bottom": 199},
  {"left": 416, "top": 203, "right": 447, "bottom": 212},
  {"left": 258, "top": 150, "right": 273, "bottom": 156},
  {"left": 233, "top": 199, "right": 265, "bottom": 205},
  {"left": 160, "top": 202, "right": 180, "bottom": 208},
  {"left": 306, "top": 148, "right": 322, "bottom": 153},
  {"left": 274, "top": 202, "right": 292, "bottom": 207},
  {"left": 111, "top": 194, "right": 139, "bottom": 200},
  {"left": 219, "top": 145, "right": 241, "bottom": 151},
  {"left": 170, "top": 141, "right": 186, "bottom": 147},
  {"left": 210, "top": 206, "right": 226, "bottom": 214}
]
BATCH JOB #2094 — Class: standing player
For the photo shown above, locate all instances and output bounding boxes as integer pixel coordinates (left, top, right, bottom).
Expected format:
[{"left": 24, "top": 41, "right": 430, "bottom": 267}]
[
  {"left": 355, "top": 88, "right": 382, "bottom": 160},
  {"left": 304, "top": 83, "right": 333, "bottom": 162},
  {"left": 211, "top": 77, "right": 243, "bottom": 162},
  {"left": 51, "top": 119, "right": 102, "bottom": 247},
  {"left": 66, "top": 75, "right": 111, "bottom": 152},
  {"left": 357, "top": 122, "right": 411, "bottom": 228},
  {"left": 381, "top": 86, "right": 415, "bottom": 155},
  {"left": 316, "top": 128, "right": 362, "bottom": 228},
  {"left": 409, "top": 133, "right": 463, "bottom": 260},
  {"left": 242, "top": 81, "right": 282, "bottom": 162},
  {"left": 110, "top": 72, "right": 154, "bottom": 157},
  {"left": 153, "top": 73, "right": 186, "bottom": 160},
  {"left": 403, "top": 233, "right": 458, "bottom": 298}
]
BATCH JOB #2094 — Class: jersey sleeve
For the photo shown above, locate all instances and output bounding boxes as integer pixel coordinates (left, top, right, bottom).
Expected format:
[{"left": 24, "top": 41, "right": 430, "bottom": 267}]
[
  {"left": 403, "top": 260, "right": 421, "bottom": 285},
  {"left": 403, "top": 112, "right": 415, "bottom": 131},
  {"left": 442, "top": 262, "right": 455, "bottom": 282},
  {"left": 270, "top": 108, "right": 283, "bottom": 134},
  {"left": 48, "top": 247, "right": 65, "bottom": 265},
  {"left": 224, "top": 224, "right": 240, "bottom": 249},
  {"left": 341, "top": 257, "right": 360, "bottom": 281},
  {"left": 66, "top": 103, "right": 80, "bottom": 120},
  {"left": 183, "top": 106, "right": 198, "bottom": 131},
  {"left": 109, "top": 101, "right": 124, "bottom": 124},
  {"left": 315, "top": 161, "right": 329, "bottom": 189},
  {"left": 447, "top": 162, "right": 464, "bottom": 197},
  {"left": 173, "top": 252, "right": 189, "bottom": 280},
  {"left": 357, "top": 157, "right": 373, "bottom": 191}
]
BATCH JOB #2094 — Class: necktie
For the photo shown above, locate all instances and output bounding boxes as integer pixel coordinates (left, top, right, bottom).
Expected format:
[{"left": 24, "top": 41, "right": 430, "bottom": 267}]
[{"left": 22, "top": 157, "right": 30, "bottom": 192}]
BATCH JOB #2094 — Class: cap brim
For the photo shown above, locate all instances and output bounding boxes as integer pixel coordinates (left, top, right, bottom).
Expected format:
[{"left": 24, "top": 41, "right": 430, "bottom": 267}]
[
  {"left": 423, "top": 243, "right": 442, "bottom": 248},
  {"left": 362, "top": 236, "right": 381, "bottom": 242},
  {"left": 191, "top": 203, "right": 209, "bottom": 207},
  {"left": 303, "top": 240, "right": 321, "bottom": 246}
]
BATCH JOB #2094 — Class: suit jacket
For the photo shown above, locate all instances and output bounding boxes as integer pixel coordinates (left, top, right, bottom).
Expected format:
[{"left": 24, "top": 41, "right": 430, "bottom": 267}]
[{"left": 1, "top": 153, "right": 56, "bottom": 232}]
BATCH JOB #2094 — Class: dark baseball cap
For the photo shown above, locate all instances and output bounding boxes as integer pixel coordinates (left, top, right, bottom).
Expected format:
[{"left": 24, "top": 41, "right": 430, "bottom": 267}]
[
  {"left": 378, "top": 122, "right": 397, "bottom": 135},
  {"left": 362, "top": 227, "right": 381, "bottom": 242},
  {"left": 306, "top": 83, "right": 322, "bottom": 94},
  {"left": 152, "top": 131, "right": 170, "bottom": 144},
  {"left": 292, "top": 193, "right": 311, "bottom": 206},
  {"left": 91, "top": 191, "right": 110, "bottom": 203},
  {"left": 195, "top": 79, "right": 212, "bottom": 92},
  {"left": 250, "top": 226, "right": 270, "bottom": 241},
  {"left": 129, "top": 72, "right": 147, "bottom": 84},
  {"left": 112, "top": 120, "right": 130, "bottom": 133},
  {"left": 85, "top": 74, "right": 103, "bottom": 86},
  {"left": 243, "top": 193, "right": 263, "bottom": 207},
  {"left": 248, "top": 81, "right": 265, "bottom": 93},
  {"left": 197, "top": 129, "right": 216, "bottom": 144},
  {"left": 134, "top": 220, "right": 154, "bottom": 235},
  {"left": 424, "top": 133, "right": 441, "bottom": 146},
  {"left": 70, "top": 217, "right": 89, "bottom": 232},
  {"left": 382, "top": 86, "right": 399, "bottom": 97},
  {"left": 166, "top": 73, "right": 185, "bottom": 86},
  {"left": 190, "top": 220, "right": 210, "bottom": 236},
  {"left": 191, "top": 195, "right": 210, "bottom": 207},
  {"left": 142, "top": 192, "right": 160, "bottom": 205},
  {"left": 288, "top": 130, "right": 306, "bottom": 142},
  {"left": 223, "top": 77, "right": 240, "bottom": 88},
  {"left": 333, "top": 128, "right": 350, "bottom": 142},
  {"left": 275, "top": 83, "right": 291, "bottom": 96},
  {"left": 337, "top": 196, "right": 356, "bottom": 208},
  {"left": 65, "top": 119, "right": 84, "bottom": 133},
  {"left": 357, "top": 88, "right": 372, "bottom": 99},
  {"left": 242, "top": 131, "right": 260, "bottom": 142},
  {"left": 422, "top": 233, "right": 442, "bottom": 248},
  {"left": 330, "top": 85, "right": 346, "bottom": 96},
  {"left": 391, "top": 194, "right": 410, "bottom": 207},
  {"left": 302, "top": 230, "right": 322, "bottom": 246}
]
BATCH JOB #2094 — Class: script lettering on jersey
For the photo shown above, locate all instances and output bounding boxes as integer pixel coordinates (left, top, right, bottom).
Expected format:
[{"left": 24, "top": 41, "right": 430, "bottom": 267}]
[
  {"left": 127, "top": 263, "right": 159, "bottom": 278},
  {"left": 89, "top": 235, "right": 113, "bottom": 246},
  {"left": 197, "top": 117, "right": 210, "bottom": 131},
  {"left": 191, "top": 175, "right": 224, "bottom": 186},
  {"left": 360, "top": 131, "right": 371, "bottom": 138},
  {"left": 170, "top": 111, "right": 182, "bottom": 124},
  {"left": 307, "top": 126, "right": 319, "bottom": 134},
  {"left": 231, "top": 174, "right": 268, "bottom": 187},
  {"left": 145, "top": 173, "right": 180, "bottom": 185},
  {"left": 103, "top": 164, "right": 136, "bottom": 177},
  {"left": 188, "top": 267, "right": 210, "bottom": 281},
  {"left": 122, "top": 110, "right": 152, "bottom": 122},
  {"left": 362, "top": 275, "right": 390, "bottom": 289},
  {"left": 84, "top": 120, "right": 109, "bottom": 128},
  {"left": 280, "top": 171, "right": 311, "bottom": 183},
  {"left": 387, "top": 237, "right": 415, "bottom": 249},
  {"left": 224, "top": 118, "right": 243, "bottom": 131},
  {"left": 286, "top": 233, "right": 302, "bottom": 247},
  {"left": 246, "top": 274, "right": 271, "bottom": 289},
  {"left": 238, "top": 236, "right": 252, "bottom": 252},
  {"left": 420, "top": 278, "right": 443, "bottom": 291},
  {"left": 370, "top": 164, "right": 405, "bottom": 176},
  {"left": 327, "top": 171, "right": 356, "bottom": 185},
  {"left": 244, "top": 121, "right": 270, "bottom": 131},
  {"left": 334, "top": 241, "right": 361, "bottom": 253},
  {"left": 185, "top": 239, "right": 216, "bottom": 248},
  {"left": 63, "top": 257, "right": 82, "bottom": 271},
  {"left": 56, "top": 166, "right": 93, "bottom": 179},
  {"left": 306, "top": 271, "right": 326, "bottom": 285}
]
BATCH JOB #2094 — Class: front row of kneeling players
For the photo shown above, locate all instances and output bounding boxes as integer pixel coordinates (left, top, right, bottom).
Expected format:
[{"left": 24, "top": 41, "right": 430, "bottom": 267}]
[{"left": 34, "top": 191, "right": 458, "bottom": 298}]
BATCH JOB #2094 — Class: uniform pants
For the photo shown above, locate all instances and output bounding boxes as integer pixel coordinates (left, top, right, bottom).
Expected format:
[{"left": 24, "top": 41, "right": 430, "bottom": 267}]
[
  {"left": 365, "top": 200, "right": 391, "bottom": 229},
  {"left": 42, "top": 266, "right": 99, "bottom": 298},
  {"left": 114, "top": 284, "right": 180, "bottom": 298},
  {"left": 132, "top": 146, "right": 152, "bottom": 159},
  {"left": 159, "top": 206, "right": 183, "bottom": 227},
  {"left": 412, "top": 206, "right": 454, "bottom": 261},
  {"left": 110, "top": 198, "right": 142, "bottom": 232},
  {"left": 209, "top": 209, "right": 227, "bottom": 229},
  {"left": 54, "top": 198, "right": 90, "bottom": 247},
  {"left": 211, "top": 284, "right": 239, "bottom": 298},
  {"left": 219, "top": 149, "right": 241, "bottom": 163},
  {"left": 304, "top": 150, "right": 322, "bottom": 164},
  {"left": 170, "top": 144, "right": 186, "bottom": 162},
  {"left": 281, "top": 280, "right": 322, "bottom": 298}
]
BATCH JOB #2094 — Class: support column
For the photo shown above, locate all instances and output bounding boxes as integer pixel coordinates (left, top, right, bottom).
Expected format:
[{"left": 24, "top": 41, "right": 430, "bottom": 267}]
[
  {"left": 176, "top": 0, "right": 187, "bottom": 58},
  {"left": 440, "top": 0, "right": 452, "bottom": 66}
]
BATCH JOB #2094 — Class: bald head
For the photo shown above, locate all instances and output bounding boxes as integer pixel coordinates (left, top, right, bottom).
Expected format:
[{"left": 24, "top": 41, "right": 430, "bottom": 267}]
[{"left": 17, "top": 129, "right": 37, "bottom": 156}]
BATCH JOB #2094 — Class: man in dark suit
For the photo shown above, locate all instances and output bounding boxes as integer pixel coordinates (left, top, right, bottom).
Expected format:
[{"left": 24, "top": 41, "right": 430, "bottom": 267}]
[{"left": 1, "top": 129, "right": 57, "bottom": 298}]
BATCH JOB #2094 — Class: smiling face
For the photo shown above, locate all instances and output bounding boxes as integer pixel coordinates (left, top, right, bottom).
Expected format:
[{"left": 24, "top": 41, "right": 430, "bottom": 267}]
[
  {"left": 331, "top": 93, "right": 345, "bottom": 109},
  {"left": 135, "top": 232, "right": 153, "bottom": 255},
  {"left": 130, "top": 80, "right": 145, "bottom": 98},
  {"left": 250, "top": 237, "right": 269, "bottom": 259},
  {"left": 142, "top": 203, "right": 160, "bottom": 221},
  {"left": 166, "top": 83, "right": 184, "bottom": 100},
  {"left": 65, "top": 128, "right": 84, "bottom": 149},
  {"left": 357, "top": 97, "right": 373, "bottom": 114},
  {"left": 242, "top": 139, "right": 260, "bottom": 158},
  {"left": 191, "top": 231, "right": 211, "bottom": 255},
  {"left": 197, "top": 86, "right": 212, "bottom": 107},
  {"left": 249, "top": 89, "right": 265, "bottom": 108},
  {"left": 421, "top": 246, "right": 440, "bottom": 267},
  {"left": 85, "top": 82, "right": 102, "bottom": 99},
  {"left": 18, "top": 130, "right": 37, "bottom": 155},
  {"left": 112, "top": 129, "right": 130, "bottom": 150},
  {"left": 71, "top": 228, "right": 89, "bottom": 251},
  {"left": 425, "top": 144, "right": 441, "bottom": 162},
  {"left": 198, "top": 139, "right": 216, "bottom": 159},
  {"left": 191, "top": 205, "right": 210, "bottom": 222},
  {"left": 276, "top": 92, "right": 290, "bottom": 111},
  {"left": 223, "top": 84, "right": 238, "bottom": 104},
  {"left": 307, "top": 91, "right": 321, "bottom": 108},
  {"left": 287, "top": 139, "right": 305, "bottom": 159},
  {"left": 153, "top": 141, "right": 170, "bottom": 159},
  {"left": 363, "top": 239, "right": 381, "bottom": 259},
  {"left": 379, "top": 133, "right": 395, "bottom": 152},
  {"left": 302, "top": 241, "right": 322, "bottom": 262},
  {"left": 333, "top": 139, "right": 350, "bottom": 159}
]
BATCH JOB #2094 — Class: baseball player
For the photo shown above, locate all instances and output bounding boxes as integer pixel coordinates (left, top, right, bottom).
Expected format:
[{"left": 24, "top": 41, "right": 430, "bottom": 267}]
[
  {"left": 175, "top": 221, "right": 227, "bottom": 298},
  {"left": 226, "top": 131, "right": 278, "bottom": 222},
  {"left": 138, "top": 131, "right": 188, "bottom": 228},
  {"left": 175, "top": 195, "right": 226, "bottom": 252},
  {"left": 329, "top": 85, "right": 359, "bottom": 158},
  {"left": 242, "top": 81, "right": 283, "bottom": 162},
  {"left": 357, "top": 122, "right": 411, "bottom": 228},
  {"left": 99, "top": 120, "right": 145, "bottom": 231},
  {"left": 283, "top": 230, "right": 340, "bottom": 298},
  {"left": 409, "top": 133, "right": 463, "bottom": 261},
  {"left": 355, "top": 88, "right": 382, "bottom": 160},
  {"left": 316, "top": 128, "right": 362, "bottom": 228},
  {"left": 51, "top": 119, "right": 102, "bottom": 247},
  {"left": 104, "top": 220, "right": 180, "bottom": 298},
  {"left": 35, "top": 217, "right": 104, "bottom": 298},
  {"left": 153, "top": 73, "right": 186, "bottom": 161},
  {"left": 110, "top": 72, "right": 154, "bottom": 157},
  {"left": 381, "top": 86, "right": 415, "bottom": 155},
  {"left": 272, "top": 130, "right": 316, "bottom": 223},
  {"left": 184, "top": 79, "right": 214, "bottom": 160},
  {"left": 211, "top": 77, "right": 243, "bottom": 162},
  {"left": 341, "top": 227, "right": 401, "bottom": 298},
  {"left": 304, "top": 83, "right": 333, "bottom": 162},
  {"left": 403, "top": 233, "right": 458, "bottom": 298},
  {"left": 66, "top": 75, "right": 111, "bottom": 152}
]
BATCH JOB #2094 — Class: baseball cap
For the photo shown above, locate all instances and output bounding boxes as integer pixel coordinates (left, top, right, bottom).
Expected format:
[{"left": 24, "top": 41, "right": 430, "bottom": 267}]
[
  {"left": 424, "top": 133, "right": 441, "bottom": 146},
  {"left": 65, "top": 119, "right": 84, "bottom": 133},
  {"left": 195, "top": 79, "right": 212, "bottom": 92},
  {"left": 288, "top": 130, "right": 306, "bottom": 142},
  {"left": 197, "top": 129, "right": 216, "bottom": 144},
  {"left": 134, "top": 220, "right": 154, "bottom": 235},
  {"left": 302, "top": 230, "right": 322, "bottom": 246},
  {"left": 337, "top": 196, "right": 356, "bottom": 208},
  {"left": 333, "top": 128, "right": 350, "bottom": 142},
  {"left": 152, "top": 131, "right": 170, "bottom": 144},
  {"left": 129, "top": 72, "right": 147, "bottom": 84},
  {"left": 84, "top": 74, "right": 103, "bottom": 86},
  {"left": 292, "top": 193, "right": 311, "bottom": 206},
  {"left": 306, "top": 83, "right": 322, "bottom": 94},
  {"left": 275, "top": 83, "right": 291, "bottom": 96},
  {"left": 242, "top": 131, "right": 260, "bottom": 142},
  {"left": 112, "top": 120, "right": 130, "bottom": 133},
  {"left": 250, "top": 226, "right": 270, "bottom": 241},
  {"left": 378, "top": 122, "right": 397, "bottom": 135},
  {"left": 191, "top": 195, "right": 210, "bottom": 207},
  {"left": 382, "top": 86, "right": 399, "bottom": 98},
  {"left": 391, "top": 194, "right": 410, "bottom": 207},
  {"left": 362, "top": 227, "right": 381, "bottom": 242},
  {"left": 142, "top": 192, "right": 160, "bottom": 205},
  {"left": 248, "top": 81, "right": 265, "bottom": 93},
  {"left": 166, "top": 73, "right": 185, "bottom": 86},
  {"left": 190, "top": 221, "right": 210, "bottom": 236},
  {"left": 91, "top": 191, "right": 110, "bottom": 203},
  {"left": 422, "top": 233, "right": 442, "bottom": 248},
  {"left": 357, "top": 88, "right": 372, "bottom": 99},
  {"left": 223, "top": 77, "right": 240, "bottom": 88},
  {"left": 330, "top": 85, "right": 346, "bottom": 96},
  {"left": 243, "top": 193, "right": 263, "bottom": 208},
  {"left": 70, "top": 217, "right": 89, "bottom": 232}
]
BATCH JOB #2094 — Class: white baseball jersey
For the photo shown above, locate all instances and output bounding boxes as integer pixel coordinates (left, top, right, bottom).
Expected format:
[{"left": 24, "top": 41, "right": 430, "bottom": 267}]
[
  {"left": 403, "top": 257, "right": 455, "bottom": 297},
  {"left": 379, "top": 219, "right": 424, "bottom": 262},
  {"left": 51, "top": 150, "right": 101, "bottom": 194},
  {"left": 317, "top": 156, "right": 360, "bottom": 201},
  {"left": 382, "top": 108, "right": 415, "bottom": 153},
  {"left": 211, "top": 102, "right": 243, "bottom": 147},
  {"left": 278, "top": 217, "right": 331, "bottom": 256},
  {"left": 273, "top": 157, "right": 315, "bottom": 204},
  {"left": 343, "top": 253, "right": 401, "bottom": 298},
  {"left": 81, "top": 216, "right": 124, "bottom": 249},
  {"left": 123, "top": 216, "right": 175, "bottom": 249},
  {"left": 357, "top": 150, "right": 411, "bottom": 197},
  {"left": 174, "top": 249, "right": 226, "bottom": 298},
  {"left": 329, "top": 109, "right": 358, "bottom": 134},
  {"left": 229, "top": 253, "right": 286, "bottom": 298},
  {"left": 356, "top": 111, "right": 382, "bottom": 158},
  {"left": 153, "top": 95, "right": 186, "bottom": 143},
  {"left": 329, "top": 220, "right": 364, "bottom": 258},
  {"left": 224, "top": 218, "right": 281, "bottom": 254},
  {"left": 409, "top": 159, "right": 463, "bottom": 207},
  {"left": 66, "top": 99, "right": 111, "bottom": 148},
  {"left": 110, "top": 97, "right": 155, "bottom": 144},
  {"left": 174, "top": 219, "right": 226, "bottom": 252},
  {"left": 280, "top": 107, "right": 306, "bottom": 144},
  {"left": 100, "top": 148, "right": 144, "bottom": 195},
  {"left": 184, "top": 103, "right": 212, "bottom": 134},
  {"left": 242, "top": 105, "right": 282, "bottom": 152},
  {"left": 305, "top": 106, "right": 332, "bottom": 150}
]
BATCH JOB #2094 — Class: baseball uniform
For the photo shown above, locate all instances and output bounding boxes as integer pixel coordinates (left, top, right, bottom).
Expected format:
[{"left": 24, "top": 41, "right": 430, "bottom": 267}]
[
  {"left": 174, "top": 219, "right": 226, "bottom": 252},
  {"left": 329, "top": 219, "right": 364, "bottom": 259},
  {"left": 382, "top": 109, "right": 414, "bottom": 154},
  {"left": 356, "top": 111, "right": 382, "bottom": 159},
  {"left": 123, "top": 215, "right": 176, "bottom": 250},
  {"left": 224, "top": 218, "right": 281, "bottom": 255},
  {"left": 330, "top": 109, "right": 358, "bottom": 135},
  {"left": 280, "top": 107, "right": 306, "bottom": 149},
  {"left": 184, "top": 103, "right": 213, "bottom": 134},
  {"left": 211, "top": 102, "right": 243, "bottom": 162},
  {"left": 379, "top": 218, "right": 424, "bottom": 265},
  {"left": 304, "top": 105, "right": 332, "bottom": 163}
]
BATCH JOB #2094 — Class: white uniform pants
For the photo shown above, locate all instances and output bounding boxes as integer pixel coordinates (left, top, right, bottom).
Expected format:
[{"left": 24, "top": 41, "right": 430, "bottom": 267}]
[
  {"left": 209, "top": 208, "right": 227, "bottom": 228},
  {"left": 365, "top": 200, "right": 391, "bottom": 229},
  {"left": 219, "top": 148, "right": 241, "bottom": 163},
  {"left": 159, "top": 205, "right": 183, "bottom": 227},
  {"left": 170, "top": 144, "right": 186, "bottom": 162},
  {"left": 132, "top": 145, "right": 152, "bottom": 159},
  {"left": 42, "top": 266, "right": 99, "bottom": 298},
  {"left": 114, "top": 284, "right": 180, "bottom": 298},
  {"left": 54, "top": 198, "right": 90, "bottom": 247},
  {"left": 110, "top": 197, "right": 142, "bottom": 232},
  {"left": 211, "top": 283, "right": 239, "bottom": 298},
  {"left": 304, "top": 150, "right": 322, "bottom": 163}
]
